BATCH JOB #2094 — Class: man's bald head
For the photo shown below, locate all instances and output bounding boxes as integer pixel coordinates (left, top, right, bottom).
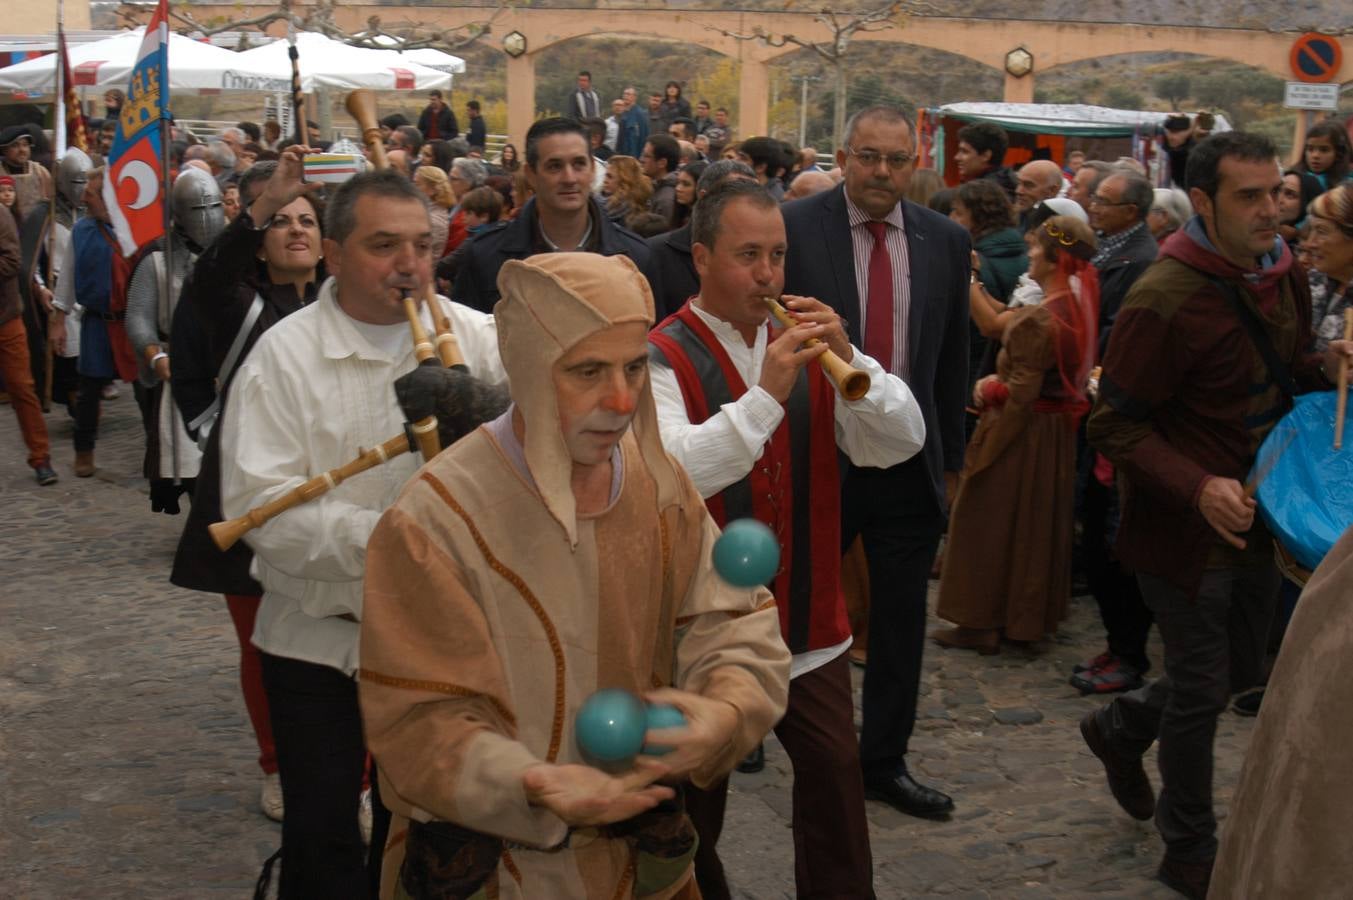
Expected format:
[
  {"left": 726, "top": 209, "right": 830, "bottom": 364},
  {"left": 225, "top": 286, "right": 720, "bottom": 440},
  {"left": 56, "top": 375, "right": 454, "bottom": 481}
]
[
  {"left": 1015, "top": 160, "right": 1063, "bottom": 212},
  {"left": 785, "top": 169, "right": 835, "bottom": 202}
]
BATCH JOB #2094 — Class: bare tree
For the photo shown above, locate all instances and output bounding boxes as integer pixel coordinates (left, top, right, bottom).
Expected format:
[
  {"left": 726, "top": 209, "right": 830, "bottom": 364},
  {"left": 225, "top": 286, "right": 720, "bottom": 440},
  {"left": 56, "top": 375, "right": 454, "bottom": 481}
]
[
  {"left": 115, "top": 0, "right": 503, "bottom": 54},
  {"left": 703, "top": 1, "right": 934, "bottom": 148}
]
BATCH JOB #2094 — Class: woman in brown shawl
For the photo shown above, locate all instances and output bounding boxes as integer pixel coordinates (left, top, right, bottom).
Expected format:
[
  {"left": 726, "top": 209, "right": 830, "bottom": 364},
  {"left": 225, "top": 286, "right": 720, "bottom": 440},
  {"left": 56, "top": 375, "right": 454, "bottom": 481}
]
[{"left": 931, "top": 216, "right": 1100, "bottom": 653}]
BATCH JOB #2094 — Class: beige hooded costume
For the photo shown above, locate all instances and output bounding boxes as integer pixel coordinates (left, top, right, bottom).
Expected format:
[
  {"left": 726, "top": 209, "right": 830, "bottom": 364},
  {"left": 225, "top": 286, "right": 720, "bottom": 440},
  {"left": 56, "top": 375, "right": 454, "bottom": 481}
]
[
  {"left": 1207, "top": 526, "right": 1353, "bottom": 899},
  {"left": 359, "top": 253, "right": 791, "bottom": 900}
]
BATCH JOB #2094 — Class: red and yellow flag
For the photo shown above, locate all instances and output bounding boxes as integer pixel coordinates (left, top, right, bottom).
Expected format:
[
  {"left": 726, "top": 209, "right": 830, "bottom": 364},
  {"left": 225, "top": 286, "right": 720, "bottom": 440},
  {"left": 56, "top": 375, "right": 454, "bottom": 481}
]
[{"left": 57, "top": 25, "right": 88, "bottom": 152}]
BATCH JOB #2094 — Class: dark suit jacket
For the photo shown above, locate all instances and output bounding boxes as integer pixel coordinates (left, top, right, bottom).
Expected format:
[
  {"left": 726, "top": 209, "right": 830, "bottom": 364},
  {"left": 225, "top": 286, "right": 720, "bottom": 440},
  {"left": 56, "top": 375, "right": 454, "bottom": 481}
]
[
  {"left": 452, "top": 197, "right": 652, "bottom": 314},
  {"left": 782, "top": 184, "right": 971, "bottom": 511},
  {"left": 1095, "top": 223, "right": 1159, "bottom": 355},
  {"left": 644, "top": 223, "right": 697, "bottom": 321}
]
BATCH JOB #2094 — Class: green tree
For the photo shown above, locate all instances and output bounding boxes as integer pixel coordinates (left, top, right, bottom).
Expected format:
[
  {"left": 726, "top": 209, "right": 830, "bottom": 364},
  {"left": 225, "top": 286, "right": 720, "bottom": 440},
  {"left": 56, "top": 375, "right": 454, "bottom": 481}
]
[
  {"left": 1193, "top": 69, "right": 1284, "bottom": 112},
  {"left": 1152, "top": 73, "right": 1192, "bottom": 110},
  {"left": 1102, "top": 85, "right": 1144, "bottom": 110}
]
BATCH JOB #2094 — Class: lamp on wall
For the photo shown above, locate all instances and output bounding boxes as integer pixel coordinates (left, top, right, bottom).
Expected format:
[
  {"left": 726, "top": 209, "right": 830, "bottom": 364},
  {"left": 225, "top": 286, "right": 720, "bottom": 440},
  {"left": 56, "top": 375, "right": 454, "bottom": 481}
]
[
  {"left": 1004, "top": 46, "right": 1034, "bottom": 79},
  {"left": 503, "top": 31, "right": 528, "bottom": 58}
]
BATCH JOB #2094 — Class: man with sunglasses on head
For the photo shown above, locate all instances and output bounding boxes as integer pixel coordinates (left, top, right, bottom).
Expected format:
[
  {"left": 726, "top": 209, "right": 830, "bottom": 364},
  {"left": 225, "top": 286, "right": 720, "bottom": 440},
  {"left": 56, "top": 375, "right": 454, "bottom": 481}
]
[{"left": 782, "top": 105, "right": 971, "bottom": 823}]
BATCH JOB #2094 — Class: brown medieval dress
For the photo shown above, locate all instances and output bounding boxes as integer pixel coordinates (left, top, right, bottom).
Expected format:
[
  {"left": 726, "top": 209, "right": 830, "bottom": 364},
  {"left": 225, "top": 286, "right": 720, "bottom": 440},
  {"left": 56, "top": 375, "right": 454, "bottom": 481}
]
[
  {"left": 1207, "top": 526, "right": 1353, "bottom": 899},
  {"left": 936, "top": 297, "right": 1082, "bottom": 642}
]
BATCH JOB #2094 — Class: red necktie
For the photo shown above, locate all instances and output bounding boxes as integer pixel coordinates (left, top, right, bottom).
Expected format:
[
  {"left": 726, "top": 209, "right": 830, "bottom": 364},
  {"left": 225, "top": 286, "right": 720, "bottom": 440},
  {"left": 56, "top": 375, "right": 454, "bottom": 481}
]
[{"left": 863, "top": 220, "right": 894, "bottom": 372}]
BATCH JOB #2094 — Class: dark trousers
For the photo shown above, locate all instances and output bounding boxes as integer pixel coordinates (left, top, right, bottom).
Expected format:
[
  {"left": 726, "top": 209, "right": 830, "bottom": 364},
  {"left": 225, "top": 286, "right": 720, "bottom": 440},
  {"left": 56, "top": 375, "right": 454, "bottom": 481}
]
[
  {"left": 73, "top": 374, "right": 111, "bottom": 452},
  {"left": 1083, "top": 475, "right": 1153, "bottom": 672},
  {"left": 842, "top": 461, "right": 943, "bottom": 774},
  {"left": 1095, "top": 561, "right": 1278, "bottom": 862},
  {"left": 260, "top": 651, "right": 389, "bottom": 899},
  {"left": 686, "top": 654, "right": 872, "bottom": 899}
]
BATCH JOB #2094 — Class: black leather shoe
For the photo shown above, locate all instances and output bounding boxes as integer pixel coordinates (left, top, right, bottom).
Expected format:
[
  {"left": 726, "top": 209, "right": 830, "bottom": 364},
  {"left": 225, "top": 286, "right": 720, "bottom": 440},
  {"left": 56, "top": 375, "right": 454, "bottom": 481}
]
[
  {"left": 1157, "top": 854, "right": 1213, "bottom": 899},
  {"left": 1080, "top": 710, "right": 1155, "bottom": 820},
  {"left": 735, "top": 743, "right": 765, "bottom": 774},
  {"left": 863, "top": 771, "right": 954, "bottom": 820}
]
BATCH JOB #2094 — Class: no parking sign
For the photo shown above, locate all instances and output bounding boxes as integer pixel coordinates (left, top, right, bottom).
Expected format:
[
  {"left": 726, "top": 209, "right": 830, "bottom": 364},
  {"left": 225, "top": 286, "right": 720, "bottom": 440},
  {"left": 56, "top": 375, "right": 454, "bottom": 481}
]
[{"left": 1289, "top": 33, "right": 1342, "bottom": 83}]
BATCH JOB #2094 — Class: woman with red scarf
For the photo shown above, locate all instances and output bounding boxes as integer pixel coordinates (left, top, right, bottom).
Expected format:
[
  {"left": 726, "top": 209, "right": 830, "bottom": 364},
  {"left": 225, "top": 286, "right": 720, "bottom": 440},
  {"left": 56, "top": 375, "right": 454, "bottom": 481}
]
[{"left": 931, "top": 215, "right": 1100, "bottom": 654}]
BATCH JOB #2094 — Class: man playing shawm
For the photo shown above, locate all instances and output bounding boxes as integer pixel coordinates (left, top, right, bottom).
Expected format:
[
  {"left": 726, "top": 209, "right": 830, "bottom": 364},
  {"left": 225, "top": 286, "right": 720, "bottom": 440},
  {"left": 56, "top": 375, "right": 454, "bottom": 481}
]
[{"left": 359, "top": 252, "right": 791, "bottom": 899}]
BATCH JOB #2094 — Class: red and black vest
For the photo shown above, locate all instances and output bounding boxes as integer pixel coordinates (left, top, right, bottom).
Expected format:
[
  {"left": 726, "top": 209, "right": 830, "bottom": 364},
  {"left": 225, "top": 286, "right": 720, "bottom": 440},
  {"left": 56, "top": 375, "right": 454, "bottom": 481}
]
[{"left": 649, "top": 303, "right": 850, "bottom": 655}]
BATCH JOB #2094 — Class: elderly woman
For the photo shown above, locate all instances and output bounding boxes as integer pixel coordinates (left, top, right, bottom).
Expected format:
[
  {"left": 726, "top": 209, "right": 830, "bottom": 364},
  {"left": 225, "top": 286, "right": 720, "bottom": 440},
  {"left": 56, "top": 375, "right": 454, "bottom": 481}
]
[
  {"left": 601, "top": 155, "right": 652, "bottom": 228},
  {"left": 445, "top": 157, "right": 487, "bottom": 255},
  {"left": 1147, "top": 187, "right": 1191, "bottom": 244},
  {"left": 414, "top": 165, "right": 455, "bottom": 255},
  {"left": 1307, "top": 184, "right": 1353, "bottom": 353},
  {"left": 933, "top": 216, "right": 1100, "bottom": 653}
]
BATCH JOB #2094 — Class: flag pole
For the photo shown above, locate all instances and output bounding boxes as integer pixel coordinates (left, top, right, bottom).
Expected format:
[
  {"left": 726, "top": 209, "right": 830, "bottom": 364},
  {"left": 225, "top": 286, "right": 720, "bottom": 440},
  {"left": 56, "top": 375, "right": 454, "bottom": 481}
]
[
  {"left": 288, "top": 10, "right": 304, "bottom": 146},
  {"left": 157, "top": 8, "right": 178, "bottom": 483}
]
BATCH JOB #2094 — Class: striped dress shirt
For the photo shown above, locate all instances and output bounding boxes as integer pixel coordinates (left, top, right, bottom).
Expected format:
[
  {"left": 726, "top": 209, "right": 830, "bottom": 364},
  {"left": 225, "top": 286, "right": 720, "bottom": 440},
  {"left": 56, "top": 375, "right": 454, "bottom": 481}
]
[{"left": 845, "top": 193, "right": 911, "bottom": 380}]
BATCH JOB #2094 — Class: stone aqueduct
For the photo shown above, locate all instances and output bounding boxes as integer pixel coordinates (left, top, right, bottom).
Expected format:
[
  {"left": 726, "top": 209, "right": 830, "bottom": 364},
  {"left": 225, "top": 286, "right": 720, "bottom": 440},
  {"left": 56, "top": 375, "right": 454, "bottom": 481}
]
[{"left": 187, "top": 5, "right": 1349, "bottom": 145}]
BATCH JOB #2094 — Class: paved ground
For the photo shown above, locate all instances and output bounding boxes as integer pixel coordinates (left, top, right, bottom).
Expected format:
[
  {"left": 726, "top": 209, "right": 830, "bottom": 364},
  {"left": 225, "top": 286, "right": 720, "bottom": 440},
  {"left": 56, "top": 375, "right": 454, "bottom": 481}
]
[{"left": 0, "top": 392, "right": 1258, "bottom": 898}]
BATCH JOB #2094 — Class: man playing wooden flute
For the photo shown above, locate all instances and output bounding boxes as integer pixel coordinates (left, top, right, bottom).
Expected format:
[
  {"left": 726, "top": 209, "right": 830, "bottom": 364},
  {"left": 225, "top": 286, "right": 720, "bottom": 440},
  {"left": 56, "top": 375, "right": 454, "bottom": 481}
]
[
  {"left": 358, "top": 252, "right": 791, "bottom": 899},
  {"left": 647, "top": 179, "right": 926, "bottom": 899},
  {"left": 218, "top": 159, "right": 508, "bottom": 899}
]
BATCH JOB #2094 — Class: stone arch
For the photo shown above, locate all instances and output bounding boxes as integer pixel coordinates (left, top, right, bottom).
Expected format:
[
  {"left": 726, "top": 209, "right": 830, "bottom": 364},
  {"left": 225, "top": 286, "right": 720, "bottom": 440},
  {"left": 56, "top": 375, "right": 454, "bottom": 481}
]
[{"left": 175, "top": 6, "right": 1347, "bottom": 143}]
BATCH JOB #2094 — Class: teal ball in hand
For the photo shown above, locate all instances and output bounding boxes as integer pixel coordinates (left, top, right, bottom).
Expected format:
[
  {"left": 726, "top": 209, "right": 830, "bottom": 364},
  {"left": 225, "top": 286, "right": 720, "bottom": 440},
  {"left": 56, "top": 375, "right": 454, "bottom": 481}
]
[
  {"left": 712, "top": 518, "right": 780, "bottom": 588},
  {"left": 575, "top": 689, "right": 647, "bottom": 768},
  {"left": 642, "top": 703, "right": 688, "bottom": 756}
]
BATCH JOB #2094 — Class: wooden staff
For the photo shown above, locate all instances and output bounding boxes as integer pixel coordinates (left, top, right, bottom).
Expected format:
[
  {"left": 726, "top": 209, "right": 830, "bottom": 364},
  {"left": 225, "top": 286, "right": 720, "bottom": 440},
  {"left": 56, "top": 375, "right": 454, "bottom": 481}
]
[
  {"left": 1336, "top": 307, "right": 1352, "bottom": 451},
  {"left": 762, "top": 297, "right": 871, "bottom": 401},
  {"left": 344, "top": 88, "right": 388, "bottom": 171},
  {"left": 208, "top": 426, "right": 430, "bottom": 551}
]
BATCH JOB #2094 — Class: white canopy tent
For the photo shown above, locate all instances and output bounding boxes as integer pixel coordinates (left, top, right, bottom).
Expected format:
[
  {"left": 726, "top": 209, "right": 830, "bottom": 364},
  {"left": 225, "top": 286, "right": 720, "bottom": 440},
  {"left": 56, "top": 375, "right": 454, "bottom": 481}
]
[
  {"left": 0, "top": 27, "right": 292, "bottom": 95},
  {"left": 937, "top": 102, "right": 1233, "bottom": 137},
  {"left": 364, "top": 36, "right": 466, "bottom": 75},
  {"left": 233, "top": 32, "right": 453, "bottom": 92}
]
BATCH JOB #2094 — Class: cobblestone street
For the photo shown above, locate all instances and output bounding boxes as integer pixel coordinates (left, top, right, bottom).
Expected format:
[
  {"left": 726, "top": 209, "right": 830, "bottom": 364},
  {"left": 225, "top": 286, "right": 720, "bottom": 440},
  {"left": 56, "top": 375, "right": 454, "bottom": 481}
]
[{"left": 1, "top": 394, "right": 1257, "bottom": 898}]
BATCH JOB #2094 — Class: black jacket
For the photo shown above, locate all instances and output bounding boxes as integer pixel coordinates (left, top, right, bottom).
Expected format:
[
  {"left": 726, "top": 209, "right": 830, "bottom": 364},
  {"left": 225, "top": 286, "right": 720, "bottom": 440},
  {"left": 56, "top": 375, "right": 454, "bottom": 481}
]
[
  {"left": 467, "top": 115, "right": 487, "bottom": 149},
  {"left": 782, "top": 184, "right": 971, "bottom": 513},
  {"left": 453, "top": 196, "right": 652, "bottom": 314},
  {"left": 169, "top": 213, "right": 319, "bottom": 595},
  {"left": 417, "top": 104, "right": 459, "bottom": 141},
  {"left": 645, "top": 223, "right": 696, "bottom": 322},
  {"left": 1095, "top": 223, "right": 1159, "bottom": 355}
]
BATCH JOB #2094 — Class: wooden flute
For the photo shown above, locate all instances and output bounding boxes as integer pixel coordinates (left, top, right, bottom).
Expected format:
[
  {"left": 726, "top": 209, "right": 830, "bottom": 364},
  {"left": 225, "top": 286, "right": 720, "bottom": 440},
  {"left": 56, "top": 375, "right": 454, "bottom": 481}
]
[
  {"left": 208, "top": 429, "right": 425, "bottom": 551},
  {"left": 761, "top": 297, "right": 871, "bottom": 401}
]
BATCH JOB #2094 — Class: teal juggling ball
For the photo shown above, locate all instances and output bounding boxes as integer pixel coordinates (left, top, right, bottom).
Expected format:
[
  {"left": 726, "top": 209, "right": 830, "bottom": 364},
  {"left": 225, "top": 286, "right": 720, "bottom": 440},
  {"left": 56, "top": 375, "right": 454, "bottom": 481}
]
[
  {"left": 575, "top": 689, "right": 647, "bottom": 768},
  {"left": 642, "top": 703, "right": 688, "bottom": 756},
  {"left": 712, "top": 518, "right": 780, "bottom": 588}
]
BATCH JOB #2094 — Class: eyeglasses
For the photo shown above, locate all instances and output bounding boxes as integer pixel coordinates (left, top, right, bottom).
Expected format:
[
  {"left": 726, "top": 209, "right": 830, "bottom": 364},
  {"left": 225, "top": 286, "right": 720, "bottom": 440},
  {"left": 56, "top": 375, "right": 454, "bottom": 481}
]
[
  {"left": 1044, "top": 222, "right": 1077, "bottom": 246},
  {"left": 1089, "top": 194, "right": 1133, "bottom": 208},
  {"left": 847, "top": 147, "right": 914, "bottom": 170}
]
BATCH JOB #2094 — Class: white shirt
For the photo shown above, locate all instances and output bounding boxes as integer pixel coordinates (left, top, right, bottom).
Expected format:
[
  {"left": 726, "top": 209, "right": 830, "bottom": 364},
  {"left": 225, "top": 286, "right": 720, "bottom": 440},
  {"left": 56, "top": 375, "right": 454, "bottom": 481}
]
[
  {"left": 650, "top": 301, "right": 926, "bottom": 677},
  {"left": 220, "top": 280, "right": 507, "bottom": 676}
]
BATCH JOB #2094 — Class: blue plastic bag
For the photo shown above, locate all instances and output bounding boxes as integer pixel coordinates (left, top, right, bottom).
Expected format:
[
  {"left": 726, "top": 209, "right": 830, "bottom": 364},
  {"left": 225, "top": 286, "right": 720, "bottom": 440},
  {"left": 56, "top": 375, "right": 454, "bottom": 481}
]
[{"left": 1255, "top": 391, "right": 1353, "bottom": 572}]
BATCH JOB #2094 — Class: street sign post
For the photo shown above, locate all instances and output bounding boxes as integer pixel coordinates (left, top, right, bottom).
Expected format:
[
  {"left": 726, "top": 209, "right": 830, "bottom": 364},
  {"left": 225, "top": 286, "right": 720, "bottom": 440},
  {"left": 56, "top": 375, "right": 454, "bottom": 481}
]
[
  {"left": 1284, "top": 81, "right": 1340, "bottom": 111},
  {"left": 1289, "top": 33, "right": 1342, "bottom": 83}
]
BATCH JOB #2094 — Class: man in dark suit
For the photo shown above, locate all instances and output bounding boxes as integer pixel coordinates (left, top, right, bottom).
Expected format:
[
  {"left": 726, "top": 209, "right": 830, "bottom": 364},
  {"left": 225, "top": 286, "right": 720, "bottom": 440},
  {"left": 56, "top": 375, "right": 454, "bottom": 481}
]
[{"left": 782, "top": 105, "right": 970, "bottom": 820}]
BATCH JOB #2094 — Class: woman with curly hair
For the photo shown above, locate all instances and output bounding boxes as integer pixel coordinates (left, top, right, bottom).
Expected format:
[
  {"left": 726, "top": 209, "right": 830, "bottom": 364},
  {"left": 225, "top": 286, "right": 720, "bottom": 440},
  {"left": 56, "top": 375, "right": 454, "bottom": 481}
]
[
  {"left": 414, "top": 164, "right": 455, "bottom": 255},
  {"left": 418, "top": 139, "right": 455, "bottom": 174},
  {"left": 933, "top": 215, "right": 1100, "bottom": 653},
  {"left": 601, "top": 155, "right": 652, "bottom": 227}
]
